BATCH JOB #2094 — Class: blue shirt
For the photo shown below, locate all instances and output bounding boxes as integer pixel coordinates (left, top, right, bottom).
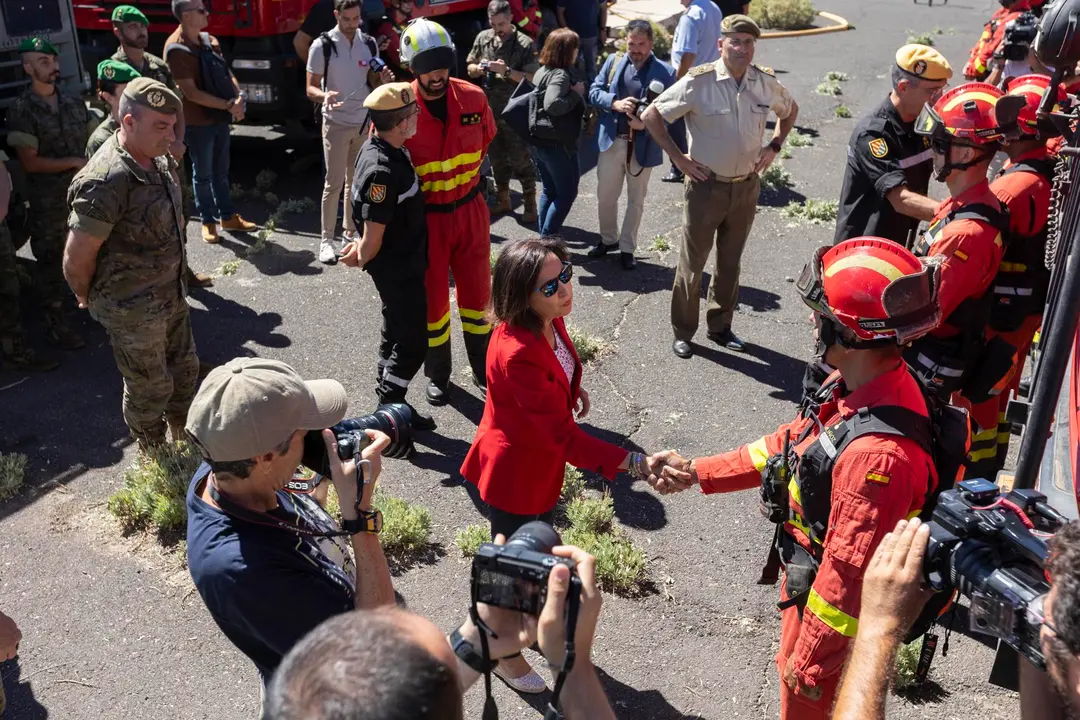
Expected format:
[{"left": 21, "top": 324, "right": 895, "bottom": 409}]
[
  {"left": 186, "top": 464, "right": 356, "bottom": 681},
  {"left": 671, "top": 0, "right": 723, "bottom": 68},
  {"left": 556, "top": 0, "right": 601, "bottom": 39},
  {"left": 615, "top": 56, "right": 651, "bottom": 134}
]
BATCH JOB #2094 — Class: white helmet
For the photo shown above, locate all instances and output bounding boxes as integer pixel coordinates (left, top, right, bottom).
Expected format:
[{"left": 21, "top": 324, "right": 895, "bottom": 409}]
[{"left": 399, "top": 18, "right": 456, "bottom": 75}]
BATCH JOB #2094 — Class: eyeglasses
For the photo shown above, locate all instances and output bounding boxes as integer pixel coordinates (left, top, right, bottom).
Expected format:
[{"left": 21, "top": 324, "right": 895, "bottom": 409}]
[
  {"left": 536, "top": 261, "right": 573, "bottom": 298},
  {"left": 188, "top": 6, "right": 208, "bottom": 14}
]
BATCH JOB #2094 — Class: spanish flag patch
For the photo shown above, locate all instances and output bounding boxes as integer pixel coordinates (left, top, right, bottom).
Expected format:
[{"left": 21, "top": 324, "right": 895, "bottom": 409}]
[
  {"left": 866, "top": 471, "right": 891, "bottom": 485},
  {"left": 953, "top": 249, "right": 969, "bottom": 262}
]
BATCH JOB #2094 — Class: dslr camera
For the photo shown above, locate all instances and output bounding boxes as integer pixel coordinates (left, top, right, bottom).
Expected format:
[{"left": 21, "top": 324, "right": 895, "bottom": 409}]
[
  {"left": 301, "top": 402, "right": 418, "bottom": 477},
  {"left": 924, "top": 478, "right": 1067, "bottom": 670},
  {"left": 1000, "top": 12, "right": 1040, "bottom": 61}
]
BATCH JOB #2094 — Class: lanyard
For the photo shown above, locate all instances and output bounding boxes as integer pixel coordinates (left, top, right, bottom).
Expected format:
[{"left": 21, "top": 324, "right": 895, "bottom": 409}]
[{"left": 206, "top": 474, "right": 351, "bottom": 539}]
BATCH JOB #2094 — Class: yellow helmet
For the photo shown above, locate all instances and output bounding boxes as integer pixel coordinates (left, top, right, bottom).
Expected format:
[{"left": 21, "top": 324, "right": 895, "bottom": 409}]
[{"left": 399, "top": 18, "right": 456, "bottom": 74}]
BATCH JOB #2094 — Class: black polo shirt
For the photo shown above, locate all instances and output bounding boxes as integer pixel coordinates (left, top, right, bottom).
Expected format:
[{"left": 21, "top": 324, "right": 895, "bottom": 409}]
[
  {"left": 351, "top": 134, "right": 428, "bottom": 277},
  {"left": 833, "top": 95, "right": 934, "bottom": 246}
]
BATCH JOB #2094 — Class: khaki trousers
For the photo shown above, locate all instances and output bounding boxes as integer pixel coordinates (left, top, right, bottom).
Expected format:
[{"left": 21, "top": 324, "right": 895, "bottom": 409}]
[
  {"left": 671, "top": 173, "right": 760, "bottom": 341},
  {"left": 596, "top": 137, "right": 653, "bottom": 253},
  {"left": 321, "top": 120, "right": 365, "bottom": 243}
]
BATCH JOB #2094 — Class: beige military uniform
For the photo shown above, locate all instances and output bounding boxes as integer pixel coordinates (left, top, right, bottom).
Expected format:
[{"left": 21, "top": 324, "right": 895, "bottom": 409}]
[{"left": 654, "top": 60, "right": 794, "bottom": 341}]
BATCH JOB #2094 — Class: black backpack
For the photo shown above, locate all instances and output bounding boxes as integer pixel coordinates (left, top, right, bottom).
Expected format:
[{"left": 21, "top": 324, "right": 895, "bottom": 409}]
[
  {"left": 165, "top": 33, "right": 236, "bottom": 123},
  {"left": 316, "top": 31, "right": 378, "bottom": 120}
]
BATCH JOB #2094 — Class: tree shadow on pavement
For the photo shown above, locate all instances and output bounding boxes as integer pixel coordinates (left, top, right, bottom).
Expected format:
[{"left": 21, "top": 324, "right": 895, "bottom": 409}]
[
  {"left": 595, "top": 666, "right": 703, "bottom": 719},
  {"left": 579, "top": 425, "right": 667, "bottom": 532},
  {"left": 1, "top": 659, "right": 49, "bottom": 719},
  {"left": 188, "top": 288, "right": 291, "bottom": 363},
  {"left": 897, "top": 678, "right": 951, "bottom": 705},
  {"left": 577, "top": 255, "right": 676, "bottom": 296},
  {"left": 213, "top": 235, "right": 323, "bottom": 278},
  {"left": 758, "top": 184, "right": 807, "bottom": 208}
]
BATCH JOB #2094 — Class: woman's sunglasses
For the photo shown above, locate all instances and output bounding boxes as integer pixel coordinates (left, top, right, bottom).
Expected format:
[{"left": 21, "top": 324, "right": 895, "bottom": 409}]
[{"left": 536, "top": 261, "right": 573, "bottom": 298}]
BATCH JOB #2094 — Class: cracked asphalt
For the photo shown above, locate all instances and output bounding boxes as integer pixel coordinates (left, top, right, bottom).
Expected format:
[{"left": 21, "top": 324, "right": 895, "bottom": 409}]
[{"left": 0, "top": 1, "right": 1025, "bottom": 717}]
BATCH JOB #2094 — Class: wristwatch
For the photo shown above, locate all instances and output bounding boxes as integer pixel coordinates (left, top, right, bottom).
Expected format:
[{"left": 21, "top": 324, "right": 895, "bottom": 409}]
[
  {"left": 341, "top": 508, "right": 383, "bottom": 535},
  {"left": 502, "top": 67, "right": 512, "bottom": 80},
  {"left": 769, "top": 138, "right": 783, "bottom": 153},
  {"left": 451, "top": 627, "right": 497, "bottom": 673}
]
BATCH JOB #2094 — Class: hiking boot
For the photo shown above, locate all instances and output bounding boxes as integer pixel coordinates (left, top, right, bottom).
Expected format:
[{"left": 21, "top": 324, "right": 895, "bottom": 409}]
[
  {"left": 43, "top": 308, "right": 85, "bottom": 351},
  {"left": 186, "top": 267, "right": 214, "bottom": 288},
  {"left": 1, "top": 335, "right": 59, "bottom": 372},
  {"left": 521, "top": 191, "right": 538, "bottom": 224},
  {"left": 202, "top": 223, "right": 219, "bottom": 243},
  {"left": 489, "top": 187, "right": 512, "bottom": 215},
  {"left": 221, "top": 214, "right": 257, "bottom": 232}
]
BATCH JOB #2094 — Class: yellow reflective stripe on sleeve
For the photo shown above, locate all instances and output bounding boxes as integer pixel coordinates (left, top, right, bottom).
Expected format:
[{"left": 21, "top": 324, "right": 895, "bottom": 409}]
[
  {"left": 999, "top": 261, "right": 1028, "bottom": 273},
  {"left": 517, "top": 17, "right": 529, "bottom": 27},
  {"left": 747, "top": 437, "right": 770, "bottom": 472},
  {"left": 427, "top": 310, "right": 451, "bottom": 332},
  {"left": 462, "top": 321, "right": 492, "bottom": 335},
  {"left": 421, "top": 167, "right": 481, "bottom": 193},
  {"left": 459, "top": 307, "right": 487, "bottom": 320},
  {"left": 429, "top": 327, "right": 451, "bottom": 347},
  {"left": 906, "top": 508, "right": 922, "bottom": 520},
  {"left": 415, "top": 150, "right": 484, "bottom": 177},
  {"left": 969, "top": 446, "right": 999, "bottom": 462},
  {"left": 788, "top": 478, "right": 802, "bottom": 507},
  {"left": 806, "top": 588, "right": 859, "bottom": 637}
]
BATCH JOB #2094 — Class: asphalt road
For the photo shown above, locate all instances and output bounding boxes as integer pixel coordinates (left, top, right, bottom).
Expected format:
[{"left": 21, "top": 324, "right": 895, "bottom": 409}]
[{"left": 0, "top": 1, "right": 1027, "bottom": 718}]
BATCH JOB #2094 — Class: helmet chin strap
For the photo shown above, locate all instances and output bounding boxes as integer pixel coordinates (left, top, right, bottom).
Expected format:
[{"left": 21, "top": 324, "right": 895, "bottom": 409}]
[{"left": 933, "top": 140, "right": 990, "bottom": 183}]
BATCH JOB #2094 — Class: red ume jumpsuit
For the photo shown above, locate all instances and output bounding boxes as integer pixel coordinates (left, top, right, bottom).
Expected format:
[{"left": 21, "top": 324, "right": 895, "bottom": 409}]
[
  {"left": 695, "top": 364, "right": 935, "bottom": 719},
  {"left": 962, "top": 0, "right": 1033, "bottom": 80},
  {"left": 405, "top": 78, "right": 496, "bottom": 387}
]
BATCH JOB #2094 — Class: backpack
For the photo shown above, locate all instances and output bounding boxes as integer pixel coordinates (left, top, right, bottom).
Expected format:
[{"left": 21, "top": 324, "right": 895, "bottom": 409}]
[
  {"left": 316, "top": 31, "right": 379, "bottom": 120},
  {"left": 165, "top": 33, "right": 236, "bottom": 123},
  {"left": 529, "top": 68, "right": 583, "bottom": 146}
]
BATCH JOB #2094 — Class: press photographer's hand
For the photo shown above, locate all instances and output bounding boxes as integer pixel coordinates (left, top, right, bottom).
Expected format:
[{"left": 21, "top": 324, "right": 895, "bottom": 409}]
[
  {"left": 322, "top": 428, "right": 390, "bottom": 518},
  {"left": 538, "top": 544, "right": 602, "bottom": 671},
  {"left": 860, "top": 518, "right": 934, "bottom": 639},
  {"left": 458, "top": 534, "right": 540, "bottom": 660}
]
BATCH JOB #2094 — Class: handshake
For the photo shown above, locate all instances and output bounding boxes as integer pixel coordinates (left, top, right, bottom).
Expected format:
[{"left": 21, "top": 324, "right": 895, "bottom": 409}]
[{"left": 635, "top": 450, "right": 699, "bottom": 495}]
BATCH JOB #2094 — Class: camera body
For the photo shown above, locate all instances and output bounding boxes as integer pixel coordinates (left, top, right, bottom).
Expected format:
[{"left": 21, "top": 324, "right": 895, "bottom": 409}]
[
  {"left": 370, "top": 56, "right": 387, "bottom": 74},
  {"left": 301, "top": 403, "right": 417, "bottom": 477},
  {"left": 1001, "top": 12, "right": 1040, "bottom": 61},
  {"left": 472, "top": 521, "right": 580, "bottom": 618},
  {"left": 924, "top": 478, "right": 1065, "bottom": 669}
]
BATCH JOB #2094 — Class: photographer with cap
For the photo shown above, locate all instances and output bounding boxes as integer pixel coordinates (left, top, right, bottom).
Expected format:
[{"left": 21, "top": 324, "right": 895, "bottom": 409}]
[
  {"left": 265, "top": 533, "right": 616, "bottom": 719},
  {"left": 184, "top": 357, "right": 396, "bottom": 691}
]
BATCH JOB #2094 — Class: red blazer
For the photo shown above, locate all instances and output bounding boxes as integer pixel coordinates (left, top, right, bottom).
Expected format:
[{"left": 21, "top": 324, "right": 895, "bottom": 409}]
[{"left": 461, "top": 317, "right": 627, "bottom": 515}]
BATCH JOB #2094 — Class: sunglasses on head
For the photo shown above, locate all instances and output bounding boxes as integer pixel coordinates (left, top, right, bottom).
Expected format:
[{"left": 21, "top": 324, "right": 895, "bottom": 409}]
[{"left": 536, "top": 261, "right": 573, "bottom": 298}]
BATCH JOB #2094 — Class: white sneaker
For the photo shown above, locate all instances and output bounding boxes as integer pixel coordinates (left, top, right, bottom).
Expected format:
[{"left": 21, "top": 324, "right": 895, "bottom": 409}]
[{"left": 318, "top": 240, "right": 338, "bottom": 265}]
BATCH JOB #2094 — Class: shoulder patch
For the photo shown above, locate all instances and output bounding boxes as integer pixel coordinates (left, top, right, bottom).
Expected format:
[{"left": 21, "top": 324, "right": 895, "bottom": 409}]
[
  {"left": 753, "top": 63, "right": 775, "bottom": 76},
  {"left": 865, "top": 470, "right": 891, "bottom": 485},
  {"left": 461, "top": 112, "right": 483, "bottom": 125},
  {"left": 688, "top": 63, "right": 715, "bottom": 78},
  {"left": 368, "top": 183, "right": 387, "bottom": 203},
  {"left": 868, "top": 137, "right": 889, "bottom": 159}
]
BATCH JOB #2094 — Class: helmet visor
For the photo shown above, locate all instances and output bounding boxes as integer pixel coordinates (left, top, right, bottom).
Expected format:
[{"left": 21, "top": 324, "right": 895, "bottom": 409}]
[
  {"left": 796, "top": 246, "right": 846, "bottom": 328},
  {"left": 878, "top": 259, "right": 941, "bottom": 343}
]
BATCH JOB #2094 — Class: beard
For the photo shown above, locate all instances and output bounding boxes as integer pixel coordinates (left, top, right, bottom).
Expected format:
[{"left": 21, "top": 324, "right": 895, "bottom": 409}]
[
  {"left": 128, "top": 35, "right": 149, "bottom": 49},
  {"left": 419, "top": 76, "right": 448, "bottom": 98}
]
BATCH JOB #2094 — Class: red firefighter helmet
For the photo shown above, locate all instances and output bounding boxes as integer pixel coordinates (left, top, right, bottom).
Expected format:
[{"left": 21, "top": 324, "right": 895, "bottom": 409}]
[
  {"left": 1004, "top": 74, "right": 1066, "bottom": 136},
  {"left": 796, "top": 238, "right": 942, "bottom": 346},
  {"left": 916, "top": 82, "right": 1005, "bottom": 146}
]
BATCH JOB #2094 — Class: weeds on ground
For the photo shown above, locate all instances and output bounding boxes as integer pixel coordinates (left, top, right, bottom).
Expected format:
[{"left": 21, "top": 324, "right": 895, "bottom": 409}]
[
  {"left": 894, "top": 640, "right": 922, "bottom": 690},
  {"left": 824, "top": 71, "right": 849, "bottom": 82},
  {"left": 255, "top": 169, "right": 278, "bottom": 192},
  {"left": 565, "top": 495, "right": 615, "bottom": 535},
  {"left": 816, "top": 80, "right": 843, "bottom": 97},
  {"left": 278, "top": 197, "right": 317, "bottom": 215},
  {"left": 760, "top": 163, "right": 793, "bottom": 190},
  {"left": 907, "top": 31, "right": 935, "bottom": 46},
  {"left": 264, "top": 192, "right": 279, "bottom": 206},
  {"left": 567, "top": 326, "right": 610, "bottom": 364},
  {"left": 785, "top": 129, "right": 814, "bottom": 148},
  {"left": 749, "top": 0, "right": 816, "bottom": 31},
  {"left": 561, "top": 464, "right": 587, "bottom": 504},
  {"left": 218, "top": 259, "right": 242, "bottom": 276},
  {"left": 108, "top": 442, "right": 202, "bottom": 541},
  {"left": 490, "top": 247, "right": 499, "bottom": 273},
  {"left": 374, "top": 493, "right": 433, "bottom": 557},
  {"left": 650, "top": 234, "right": 672, "bottom": 252},
  {"left": 0, "top": 453, "right": 28, "bottom": 501},
  {"left": 455, "top": 523, "right": 491, "bottom": 557},
  {"left": 834, "top": 105, "right": 852, "bottom": 118},
  {"left": 779, "top": 146, "right": 793, "bottom": 159},
  {"left": 562, "top": 526, "right": 648, "bottom": 595},
  {"left": 784, "top": 199, "right": 839, "bottom": 224}
]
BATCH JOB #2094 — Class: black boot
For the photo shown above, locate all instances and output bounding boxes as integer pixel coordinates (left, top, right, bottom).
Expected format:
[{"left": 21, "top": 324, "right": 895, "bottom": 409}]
[
  {"left": 426, "top": 380, "right": 450, "bottom": 406},
  {"left": 405, "top": 402, "right": 437, "bottom": 431}
]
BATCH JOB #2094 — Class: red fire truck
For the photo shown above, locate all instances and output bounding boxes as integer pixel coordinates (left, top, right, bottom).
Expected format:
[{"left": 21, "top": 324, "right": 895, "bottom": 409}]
[{"left": 72, "top": 0, "right": 487, "bottom": 124}]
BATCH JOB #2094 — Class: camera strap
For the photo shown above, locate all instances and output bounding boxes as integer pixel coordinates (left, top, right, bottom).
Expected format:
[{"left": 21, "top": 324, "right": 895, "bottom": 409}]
[
  {"left": 468, "top": 604, "right": 501, "bottom": 720},
  {"left": 205, "top": 474, "right": 352, "bottom": 539}
]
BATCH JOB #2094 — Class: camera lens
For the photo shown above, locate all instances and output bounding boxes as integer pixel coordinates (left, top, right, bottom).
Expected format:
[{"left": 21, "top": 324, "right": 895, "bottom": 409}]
[
  {"left": 335, "top": 403, "right": 415, "bottom": 459},
  {"left": 505, "top": 521, "right": 563, "bottom": 553}
]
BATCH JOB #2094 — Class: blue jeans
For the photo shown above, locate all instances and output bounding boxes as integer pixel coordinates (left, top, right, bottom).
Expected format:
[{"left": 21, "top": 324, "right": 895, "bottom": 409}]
[
  {"left": 533, "top": 144, "right": 579, "bottom": 237},
  {"left": 186, "top": 122, "right": 235, "bottom": 224}
]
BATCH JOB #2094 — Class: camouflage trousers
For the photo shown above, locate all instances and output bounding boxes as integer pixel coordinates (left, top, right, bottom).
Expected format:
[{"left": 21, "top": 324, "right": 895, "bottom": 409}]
[
  {"left": 28, "top": 180, "right": 74, "bottom": 307},
  {"left": 102, "top": 299, "right": 200, "bottom": 446},
  {"left": 489, "top": 116, "right": 537, "bottom": 194},
  {"left": 0, "top": 221, "right": 22, "bottom": 337}
]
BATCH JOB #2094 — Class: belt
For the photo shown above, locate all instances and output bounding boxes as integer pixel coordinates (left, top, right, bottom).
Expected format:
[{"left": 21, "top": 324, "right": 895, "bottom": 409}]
[
  {"left": 708, "top": 171, "right": 754, "bottom": 183},
  {"left": 425, "top": 183, "right": 482, "bottom": 215}
]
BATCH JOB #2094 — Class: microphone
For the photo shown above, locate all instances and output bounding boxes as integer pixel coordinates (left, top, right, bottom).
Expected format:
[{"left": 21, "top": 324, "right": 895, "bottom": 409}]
[{"left": 645, "top": 79, "right": 665, "bottom": 105}]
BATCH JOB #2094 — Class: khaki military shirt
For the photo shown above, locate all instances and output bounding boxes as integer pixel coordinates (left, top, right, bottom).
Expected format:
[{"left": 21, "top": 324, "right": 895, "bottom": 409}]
[
  {"left": 86, "top": 116, "right": 119, "bottom": 159},
  {"left": 111, "top": 48, "right": 183, "bottom": 97},
  {"left": 466, "top": 28, "right": 539, "bottom": 113},
  {"left": 654, "top": 60, "right": 794, "bottom": 178},
  {"left": 6, "top": 88, "right": 91, "bottom": 192},
  {"left": 67, "top": 134, "right": 187, "bottom": 323}
]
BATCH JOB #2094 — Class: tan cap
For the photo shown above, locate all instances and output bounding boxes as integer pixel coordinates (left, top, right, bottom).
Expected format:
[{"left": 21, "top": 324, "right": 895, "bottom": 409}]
[
  {"left": 122, "top": 77, "right": 183, "bottom": 115},
  {"left": 721, "top": 14, "right": 761, "bottom": 38},
  {"left": 364, "top": 81, "right": 416, "bottom": 111},
  {"left": 185, "top": 357, "right": 348, "bottom": 462},
  {"left": 895, "top": 44, "right": 953, "bottom": 82}
]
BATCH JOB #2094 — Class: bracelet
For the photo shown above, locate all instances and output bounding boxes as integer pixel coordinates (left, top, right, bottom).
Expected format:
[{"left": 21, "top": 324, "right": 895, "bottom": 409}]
[{"left": 628, "top": 452, "right": 646, "bottom": 480}]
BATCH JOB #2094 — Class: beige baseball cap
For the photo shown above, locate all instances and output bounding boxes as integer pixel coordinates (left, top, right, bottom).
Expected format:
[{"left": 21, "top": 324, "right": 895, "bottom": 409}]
[{"left": 185, "top": 357, "right": 348, "bottom": 462}]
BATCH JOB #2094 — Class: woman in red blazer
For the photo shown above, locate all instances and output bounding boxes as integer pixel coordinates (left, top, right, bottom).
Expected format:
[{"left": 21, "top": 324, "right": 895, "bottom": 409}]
[{"left": 460, "top": 237, "right": 652, "bottom": 690}]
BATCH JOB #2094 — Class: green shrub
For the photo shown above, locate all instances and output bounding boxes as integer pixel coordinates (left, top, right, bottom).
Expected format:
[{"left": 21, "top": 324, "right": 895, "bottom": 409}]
[
  {"left": 373, "top": 493, "right": 433, "bottom": 557},
  {"left": 894, "top": 640, "right": 922, "bottom": 690},
  {"left": 108, "top": 442, "right": 201, "bottom": 540},
  {"left": 561, "top": 464, "right": 587, "bottom": 504},
  {"left": 783, "top": 199, "right": 839, "bottom": 224},
  {"left": 907, "top": 31, "right": 935, "bottom": 47},
  {"left": 760, "top": 163, "right": 793, "bottom": 190},
  {"left": 255, "top": 169, "right": 278, "bottom": 191},
  {"left": 749, "top": 0, "right": 816, "bottom": 31},
  {"left": 650, "top": 20, "right": 672, "bottom": 59},
  {"left": 561, "top": 527, "right": 648, "bottom": 595},
  {"left": 218, "top": 259, "right": 242, "bottom": 276},
  {"left": 824, "top": 70, "right": 849, "bottom": 82},
  {"left": 565, "top": 495, "right": 615, "bottom": 535},
  {"left": 649, "top": 234, "right": 672, "bottom": 252},
  {"left": 785, "top": 129, "right": 813, "bottom": 148},
  {"left": 455, "top": 523, "right": 491, "bottom": 557},
  {"left": 816, "top": 80, "right": 843, "bottom": 97},
  {"left": 0, "top": 453, "right": 28, "bottom": 501},
  {"left": 567, "top": 326, "right": 610, "bottom": 364},
  {"left": 779, "top": 146, "right": 793, "bottom": 159},
  {"left": 834, "top": 105, "right": 852, "bottom": 118}
]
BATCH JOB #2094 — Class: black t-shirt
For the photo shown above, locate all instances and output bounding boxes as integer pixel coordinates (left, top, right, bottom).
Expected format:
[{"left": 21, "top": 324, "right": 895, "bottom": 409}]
[
  {"left": 712, "top": 0, "right": 748, "bottom": 16},
  {"left": 351, "top": 134, "right": 428, "bottom": 277},
  {"left": 426, "top": 94, "right": 448, "bottom": 124},
  {"left": 300, "top": 0, "right": 335, "bottom": 38},
  {"left": 186, "top": 464, "right": 356, "bottom": 682},
  {"left": 833, "top": 95, "right": 934, "bottom": 246}
]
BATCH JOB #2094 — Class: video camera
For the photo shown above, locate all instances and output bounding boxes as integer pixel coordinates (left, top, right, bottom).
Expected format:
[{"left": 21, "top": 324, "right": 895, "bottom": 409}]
[
  {"left": 1000, "top": 11, "right": 1040, "bottom": 61},
  {"left": 924, "top": 478, "right": 1067, "bottom": 670},
  {"left": 301, "top": 402, "right": 418, "bottom": 477}
]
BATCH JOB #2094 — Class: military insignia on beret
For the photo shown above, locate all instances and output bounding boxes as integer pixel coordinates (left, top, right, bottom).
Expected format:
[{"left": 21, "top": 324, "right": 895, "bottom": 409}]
[
  {"left": 913, "top": 59, "right": 927, "bottom": 76},
  {"left": 868, "top": 138, "right": 888, "bottom": 159},
  {"left": 368, "top": 183, "right": 387, "bottom": 203},
  {"left": 147, "top": 90, "right": 166, "bottom": 108},
  {"left": 401, "top": 87, "right": 412, "bottom": 104},
  {"left": 103, "top": 65, "right": 115, "bottom": 79}
]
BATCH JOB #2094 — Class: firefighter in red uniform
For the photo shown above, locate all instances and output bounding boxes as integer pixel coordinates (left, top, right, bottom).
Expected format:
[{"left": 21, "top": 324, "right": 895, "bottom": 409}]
[
  {"left": 650, "top": 239, "right": 947, "bottom": 719},
  {"left": 374, "top": 0, "right": 413, "bottom": 80},
  {"left": 509, "top": 0, "right": 543, "bottom": 42},
  {"left": 963, "top": 0, "right": 1037, "bottom": 81},
  {"left": 977, "top": 74, "right": 1063, "bottom": 470},
  {"left": 907, "top": 83, "right": 1013, "bottom": 478},
  {"left": 400, "top": 18, "right": 497, "bottom": 406}
]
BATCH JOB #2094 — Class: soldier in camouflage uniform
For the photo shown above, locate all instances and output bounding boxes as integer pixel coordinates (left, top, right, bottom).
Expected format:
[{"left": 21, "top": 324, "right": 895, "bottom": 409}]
[
  {"left": 6, "top": 37, "right": 93, "bottom": 351},
  {"left": 109, "top": 5, "right": 212, "bottom": 287},
  {"left": 466, "top": 0, "right": 540, "bottom": 223},
  {"left": 87, "top": 59, "right": 140, "bottom": 158},
  {"left": 66, "top": 78, "right": 199, "bottom": 450}
]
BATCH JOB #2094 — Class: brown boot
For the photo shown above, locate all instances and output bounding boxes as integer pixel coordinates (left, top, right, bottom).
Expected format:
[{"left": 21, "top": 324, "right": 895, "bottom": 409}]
[
  {"left": 489, "top": 187, "right": 512, "bottom": 215},
  {"left": 221, "top": 214, "right": 258, "bottom": 232},
  {"left": 43, "top": 306, "right": 85, "bottom": 351},
  {"left": 521, "top": 191, "right": 538, "bottom": 224},
  {"left": 202, "top": 223, "right": 219, "bottom": 243},
  {"left": 186, "top": 267, "right": 214, "bottom": 288},
  {"left": 1, "top": 333, "right": 59, "bottom": 372}
]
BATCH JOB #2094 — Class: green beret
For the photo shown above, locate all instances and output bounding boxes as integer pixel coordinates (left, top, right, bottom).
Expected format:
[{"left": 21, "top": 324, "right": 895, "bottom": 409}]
[
  {"left": 122, "top": 77, "right": 182, "bottom": 115},
  {"left": 111, "top": 5, "right": 149, "bottom": 25},
  {"left": 721, "top": 13, "right": 761, "bottom": 38},
  {"left": 97, "top": 58, "right": 142, "bottom": 84},
  {"left": 18, "top": 37, "right": 59, "bottom": 56}
]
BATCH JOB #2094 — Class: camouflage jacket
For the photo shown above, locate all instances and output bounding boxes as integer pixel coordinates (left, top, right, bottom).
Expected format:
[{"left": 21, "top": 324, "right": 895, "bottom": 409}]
[
  {"left": 111, "top": 48, "right": 181, "bottom": 95},
  {"left": 6, "top": 88, "right": 91, "bottom": 192},
  {"left": 67, "top": 134, "right": 187, "bottom": 323},
  {"left": 466, "top": 29, "right": 539, "bottom": 113},
  {"left": 86, "top": 116, "right": 119, "bottom": 159}
]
